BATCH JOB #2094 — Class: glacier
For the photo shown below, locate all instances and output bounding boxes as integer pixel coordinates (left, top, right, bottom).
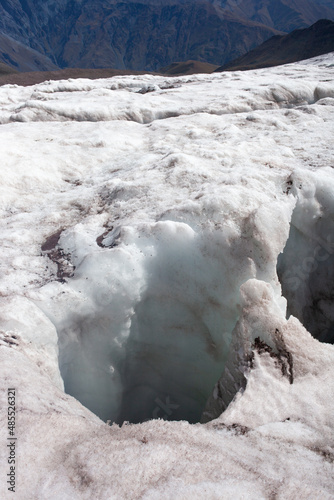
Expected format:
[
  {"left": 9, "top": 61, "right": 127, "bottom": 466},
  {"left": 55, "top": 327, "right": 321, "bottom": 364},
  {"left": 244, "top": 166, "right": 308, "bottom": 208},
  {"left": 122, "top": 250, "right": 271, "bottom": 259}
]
[{"left": 0, "top": 53, "right": 334, "bottom": 498}]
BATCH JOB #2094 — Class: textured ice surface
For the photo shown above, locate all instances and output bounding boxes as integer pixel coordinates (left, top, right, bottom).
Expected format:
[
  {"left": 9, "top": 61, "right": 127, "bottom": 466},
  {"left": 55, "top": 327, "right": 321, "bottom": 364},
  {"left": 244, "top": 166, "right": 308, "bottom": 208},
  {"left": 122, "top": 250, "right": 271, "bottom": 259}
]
[
  {"left": 278, "top": 170, "right": 334, "bottom": 343},
  {"left": 0, "top": 53, "right": 334, "bottom": 498}
]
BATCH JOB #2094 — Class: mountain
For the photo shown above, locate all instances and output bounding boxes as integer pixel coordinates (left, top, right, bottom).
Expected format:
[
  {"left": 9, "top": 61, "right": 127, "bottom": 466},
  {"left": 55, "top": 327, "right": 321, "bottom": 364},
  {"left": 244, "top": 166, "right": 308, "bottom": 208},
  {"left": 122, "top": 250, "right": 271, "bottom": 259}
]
[
  {"left": 0, "top": 0, "right": 283, "bottom": 72},
  {"left": 0, "top": 32, "right": 59, "bottom": 72},
  {"left": 215, "top": 19, "right": 334, "bottom": 71},
  {"left": 213, "top": 0, "right": 334, "bottom": 31},
  {"left": 0, "top": 61, "right": 18, "bottom": 76},
  {"left": 0, "top": 0, "right": 334, "bottom": 73}
]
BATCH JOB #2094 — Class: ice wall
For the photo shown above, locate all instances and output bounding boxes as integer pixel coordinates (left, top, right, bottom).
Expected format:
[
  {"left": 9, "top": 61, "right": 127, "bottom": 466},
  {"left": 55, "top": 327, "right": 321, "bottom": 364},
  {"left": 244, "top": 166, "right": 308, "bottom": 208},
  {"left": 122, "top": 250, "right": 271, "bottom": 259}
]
[
  {"left": 278, "top": 169, "right": 334, "bottom": 344},
  {"left": 203, "top": 277, "right": 334, "bottom": 441},
  {"left": 202, "top": 168, "right": 334, "bottom": 422},
  {"left": 202, "top": 279, "right": 294, "bottom": 422}
]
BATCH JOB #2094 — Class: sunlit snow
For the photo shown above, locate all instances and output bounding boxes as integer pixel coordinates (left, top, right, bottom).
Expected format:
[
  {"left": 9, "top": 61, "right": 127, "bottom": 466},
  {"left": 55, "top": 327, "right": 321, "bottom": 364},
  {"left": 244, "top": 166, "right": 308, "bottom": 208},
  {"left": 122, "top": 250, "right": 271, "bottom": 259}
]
[{"left": 0, "top": 53, "right": 334, "bottom": 499}]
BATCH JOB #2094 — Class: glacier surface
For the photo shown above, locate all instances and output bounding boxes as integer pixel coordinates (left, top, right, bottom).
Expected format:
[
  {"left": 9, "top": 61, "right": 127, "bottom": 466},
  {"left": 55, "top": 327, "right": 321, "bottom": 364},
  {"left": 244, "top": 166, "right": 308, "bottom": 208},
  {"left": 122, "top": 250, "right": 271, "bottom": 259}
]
[{"left": 0, "top": 53, "right": 334, "bottom": 498}]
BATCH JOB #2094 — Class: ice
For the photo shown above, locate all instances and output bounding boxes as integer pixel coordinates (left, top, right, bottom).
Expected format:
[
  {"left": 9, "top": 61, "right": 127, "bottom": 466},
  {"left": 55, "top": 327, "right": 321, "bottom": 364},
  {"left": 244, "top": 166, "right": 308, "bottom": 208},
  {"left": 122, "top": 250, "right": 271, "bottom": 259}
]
[
  {"left": 1, "top": 59, "right": 334, "bottom": 125},
  {"left": 0, "top": 53, "right": 334, "bottom": 498},
  {"left": 32, "top": 180, "right": 293, "bottom": 423},
  {"left": 202, "top": 279, "right": 334, "bottom": 430},
  {"left": 278, "top": 169, "right": 334, "bottom": 343}
]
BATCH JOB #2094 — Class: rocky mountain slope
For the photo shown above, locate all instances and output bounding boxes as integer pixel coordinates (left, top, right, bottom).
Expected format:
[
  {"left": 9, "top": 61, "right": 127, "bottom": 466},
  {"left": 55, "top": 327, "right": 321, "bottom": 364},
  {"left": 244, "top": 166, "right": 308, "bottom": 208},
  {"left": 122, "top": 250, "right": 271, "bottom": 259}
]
[
  {"left": 0, "top": 61, "right": 18, "bottom": 76},
  {"left": 0, "top": 32, "right": 59, "bottom": 72},
  {"left": 2, "top": 0, "right": 334, "bottom": 73},
  {"left": 0, "top": 0, "right": 284, "bottom": 72},
  {"left": 216, "top": 19, "right": 334, "bottom": 71},
  {"left": 213, "top": 0, "right": 334, "bottom": 32}
]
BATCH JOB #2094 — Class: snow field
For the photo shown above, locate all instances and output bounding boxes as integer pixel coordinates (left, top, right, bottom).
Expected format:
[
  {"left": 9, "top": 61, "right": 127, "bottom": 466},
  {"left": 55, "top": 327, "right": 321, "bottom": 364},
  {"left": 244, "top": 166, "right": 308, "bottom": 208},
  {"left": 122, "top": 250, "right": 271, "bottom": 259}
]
[{"left": 0, "top": 53, "right": 334, "bottom": 498}]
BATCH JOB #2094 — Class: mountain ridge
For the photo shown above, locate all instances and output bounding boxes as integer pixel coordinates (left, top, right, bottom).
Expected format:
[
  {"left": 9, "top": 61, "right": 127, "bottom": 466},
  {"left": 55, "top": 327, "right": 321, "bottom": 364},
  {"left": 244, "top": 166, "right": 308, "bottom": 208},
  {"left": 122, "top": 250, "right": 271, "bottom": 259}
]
[
  {"left": 0, "top": 0, "right": 283, "bottom": 71},
  {"left": 215, "top": 18, "right": 334, "bottom": 71},
  {"left": 0, "top": 0, "right": 334, "bottom": 72}
]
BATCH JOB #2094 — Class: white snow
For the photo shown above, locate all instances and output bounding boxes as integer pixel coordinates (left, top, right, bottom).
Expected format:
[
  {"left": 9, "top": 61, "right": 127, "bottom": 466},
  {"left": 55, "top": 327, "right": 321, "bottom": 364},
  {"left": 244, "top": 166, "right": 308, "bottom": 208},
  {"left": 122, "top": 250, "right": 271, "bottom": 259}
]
[{"left": 0, "top": 53, "right": 334, "bottom": 498}]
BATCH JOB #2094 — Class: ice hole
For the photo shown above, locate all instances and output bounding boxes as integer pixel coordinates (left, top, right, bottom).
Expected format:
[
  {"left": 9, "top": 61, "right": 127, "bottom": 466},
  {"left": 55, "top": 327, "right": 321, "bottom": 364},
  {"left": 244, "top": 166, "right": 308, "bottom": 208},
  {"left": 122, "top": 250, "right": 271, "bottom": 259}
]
[
  {"left": 55, "top": 222, "right": 250, "bottom": 425},
  {"left": 57, "top": 286, "right": 236, "bottom": 425}
]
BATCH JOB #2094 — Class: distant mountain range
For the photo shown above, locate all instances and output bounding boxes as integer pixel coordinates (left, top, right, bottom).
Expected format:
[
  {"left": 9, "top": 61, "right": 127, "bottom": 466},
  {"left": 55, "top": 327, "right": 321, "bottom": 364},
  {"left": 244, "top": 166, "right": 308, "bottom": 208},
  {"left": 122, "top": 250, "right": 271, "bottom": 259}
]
[
  {"left": 1, "top": 0, "right": 334, "bottom": 73},
  {"left": 216, "top": 19, "right": 334, "bottom": 71},
  {"left": 1, "top": 18, "right": 334, "bottom": 85},
  {"left": 212, "top": 0, "right": 334, "bottom": 32}
]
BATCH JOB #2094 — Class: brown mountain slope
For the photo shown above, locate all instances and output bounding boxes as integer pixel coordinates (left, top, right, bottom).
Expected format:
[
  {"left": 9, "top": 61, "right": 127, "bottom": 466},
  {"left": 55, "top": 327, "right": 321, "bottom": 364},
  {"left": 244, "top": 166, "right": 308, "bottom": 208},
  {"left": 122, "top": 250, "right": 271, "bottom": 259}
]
[
  {"left": 159, "top": 60, "right": 219, "bottom": 75},
  {"left": 215, "top": 19, "right": 334, "bottom": 71},
  {"left": 0, "top": 62, "right": 18, "bottom": 76},
  {"left": 0, "top": 68, "right": 150, "bottom": 87}
]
